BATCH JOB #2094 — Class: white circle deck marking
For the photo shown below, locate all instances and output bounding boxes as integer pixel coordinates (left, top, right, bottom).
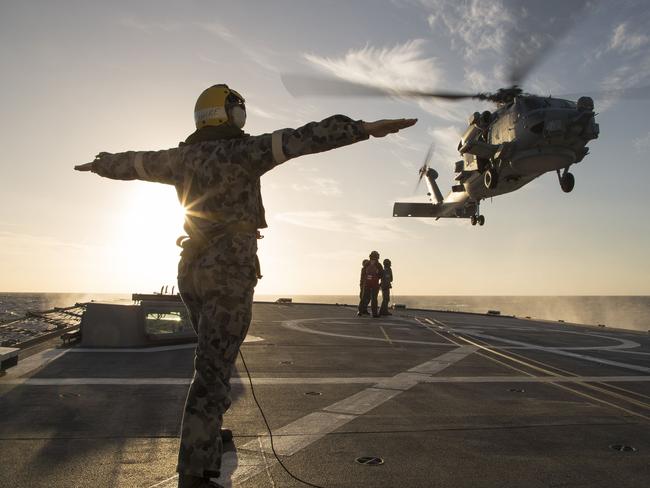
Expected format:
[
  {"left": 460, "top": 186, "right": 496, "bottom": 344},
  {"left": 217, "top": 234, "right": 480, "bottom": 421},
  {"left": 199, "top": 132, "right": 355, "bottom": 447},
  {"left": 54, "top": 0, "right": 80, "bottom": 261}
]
[
  {"left": 423, "top": 315, "right": 641, "bottom": 352},
  {"left": 454, "top": 327, "right": 640, "bottom": 351},
  {"left": 282, "top": 317, "right": 453, "bottom": 346},
  {"left": 244, "top": 335, "right": 264, "bottom": 343}
]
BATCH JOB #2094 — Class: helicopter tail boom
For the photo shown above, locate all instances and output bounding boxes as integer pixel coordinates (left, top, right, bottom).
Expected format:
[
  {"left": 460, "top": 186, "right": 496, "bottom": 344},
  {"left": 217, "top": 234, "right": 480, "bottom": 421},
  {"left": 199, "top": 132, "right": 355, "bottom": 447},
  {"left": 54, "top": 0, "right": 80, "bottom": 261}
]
[{"left": 424, "top": 168, "right": 444, "bottom": 204}]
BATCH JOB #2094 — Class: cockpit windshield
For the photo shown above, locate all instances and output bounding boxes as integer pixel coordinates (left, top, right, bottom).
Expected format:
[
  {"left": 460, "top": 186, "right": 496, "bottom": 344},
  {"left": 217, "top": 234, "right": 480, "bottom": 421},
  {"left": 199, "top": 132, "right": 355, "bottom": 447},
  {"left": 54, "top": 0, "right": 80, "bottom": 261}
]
[{"left": 520, "top": 96, "right": 576, "bottom": 111}]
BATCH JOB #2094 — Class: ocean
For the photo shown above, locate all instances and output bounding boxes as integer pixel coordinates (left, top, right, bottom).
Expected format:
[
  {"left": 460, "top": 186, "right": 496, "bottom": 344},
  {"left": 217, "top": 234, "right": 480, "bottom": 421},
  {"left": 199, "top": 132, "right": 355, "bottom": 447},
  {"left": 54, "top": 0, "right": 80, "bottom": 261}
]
[{"left": 1, "top": 293, "right": 649, "bottom": 333}]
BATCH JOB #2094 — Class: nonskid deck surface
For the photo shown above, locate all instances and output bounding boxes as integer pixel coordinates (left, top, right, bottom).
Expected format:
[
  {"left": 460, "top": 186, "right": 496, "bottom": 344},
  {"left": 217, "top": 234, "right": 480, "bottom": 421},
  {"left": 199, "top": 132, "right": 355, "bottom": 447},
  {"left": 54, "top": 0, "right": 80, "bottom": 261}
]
[{"left": 1, "top": 303, "right": 649, "bottom": 487}]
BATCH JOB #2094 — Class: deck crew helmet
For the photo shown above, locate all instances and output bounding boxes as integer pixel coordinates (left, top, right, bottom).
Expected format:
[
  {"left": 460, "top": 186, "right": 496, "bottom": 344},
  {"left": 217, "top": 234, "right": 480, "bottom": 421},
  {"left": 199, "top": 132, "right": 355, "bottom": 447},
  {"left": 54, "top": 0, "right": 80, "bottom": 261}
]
[
  {"left": 383, "top": 258, "right": 391, "bottom": 266},
  {"left": 369, "top": 250, "right": 380, "bottom": 259},
  {"left": 194, "top": 84, "right": 246, "bottom": 130}
]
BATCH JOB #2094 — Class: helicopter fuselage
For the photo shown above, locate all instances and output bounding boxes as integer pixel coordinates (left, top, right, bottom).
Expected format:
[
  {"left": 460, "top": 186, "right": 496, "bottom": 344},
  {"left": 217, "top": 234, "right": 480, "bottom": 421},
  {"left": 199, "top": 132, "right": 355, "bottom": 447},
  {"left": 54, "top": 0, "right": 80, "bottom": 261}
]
[
  {"left": 393, "top": 94, "right": 600, "bottom": 226},
  {"left": 453, "top": 95, "right": 599, "bottom": 200}
]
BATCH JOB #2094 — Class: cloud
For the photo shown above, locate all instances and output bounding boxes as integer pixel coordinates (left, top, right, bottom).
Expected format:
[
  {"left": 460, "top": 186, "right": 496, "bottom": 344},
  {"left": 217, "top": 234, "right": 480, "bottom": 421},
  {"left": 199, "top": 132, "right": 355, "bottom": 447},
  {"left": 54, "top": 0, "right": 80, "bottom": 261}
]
[
  {"left": 427, "top": 125, "right": 463, "bottom": 165},
  {"left": 397, "top": 156, "right": 416, "bottom": 170},
  {"left": 273, "top": 211, "right": 411, "bottom": 241},
  {"left": 303, "top": 40, "right": 468, "bottom": 123},
  {"left": 0, "top": 231, "right": 89, "bottom": 252},
  {"left": 350, "top": 213, "right": 412, "bottom": 241},
  {"left": 197, "top": 21, "right": 278, "bottom": 72},
  {"left": 118, "top": 17, "right": 278, "bottom": 72},
  {"left": 306, "top": 249, "right": 365, "bottom": 261},
  {"left": 609, "top": 22, "right": 650, "bottom": 53},
  {"left": 634, "top": 132, "right": 650, "bottom": 153},
  {"left": 197, "top": 20, "right": 236, "bottom": 42},
  {"left": 387, "top": 133, "right": 426, "bottom": 153},
  {"left": 118, "top": 17, "right": 182, "bottom": 34},
  {"left": 464, "top": 69, "right": 492, "bottom": 92},
  {"left": 305, "top": 39, "right": 442, "bottom": 91},
  {"left": 588, "top": 13, "right": 650, "bottom": 111},
  {"left": 596, "top": 55, "right": 650, "bottom": 111},
  {"left": 274, "top": 211, "right": 346, "bottom": 232},
  {"left": 246, "top": 104, "right": 290, "bottom": 122},
  {"left": 425, "top": 0, "right": 515, "bottom": 62},
  {"left": 423, "top": 0, "right": 589, "bottom": 89},
  {"left": 291, "top": 177, "right": 342, "bottom": 196}
]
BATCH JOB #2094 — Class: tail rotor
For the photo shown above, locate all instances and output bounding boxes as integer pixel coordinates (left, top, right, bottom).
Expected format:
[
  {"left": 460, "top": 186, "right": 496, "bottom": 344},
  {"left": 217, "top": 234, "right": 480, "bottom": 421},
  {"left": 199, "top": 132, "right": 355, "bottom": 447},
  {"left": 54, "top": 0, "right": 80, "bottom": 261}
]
[{"left": 415, "top": 143, "right": 436, "bottom": 194}]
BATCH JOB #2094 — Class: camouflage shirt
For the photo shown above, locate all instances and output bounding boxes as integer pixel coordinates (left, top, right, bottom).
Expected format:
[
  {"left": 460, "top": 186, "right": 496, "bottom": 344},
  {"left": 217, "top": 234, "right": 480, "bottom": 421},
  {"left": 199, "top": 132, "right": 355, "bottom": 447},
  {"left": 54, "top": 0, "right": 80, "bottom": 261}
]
[{"left": 91, "top": 115, "right": 368, "bottom": 242}]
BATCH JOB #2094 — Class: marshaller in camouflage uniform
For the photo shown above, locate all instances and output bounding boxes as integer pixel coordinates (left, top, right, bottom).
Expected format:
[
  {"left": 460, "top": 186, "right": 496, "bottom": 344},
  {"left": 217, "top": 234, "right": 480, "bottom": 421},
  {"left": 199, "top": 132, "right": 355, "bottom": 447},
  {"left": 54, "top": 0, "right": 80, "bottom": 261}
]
[{"left": 75, "top": 84, "right": 416, "bottom": 488}]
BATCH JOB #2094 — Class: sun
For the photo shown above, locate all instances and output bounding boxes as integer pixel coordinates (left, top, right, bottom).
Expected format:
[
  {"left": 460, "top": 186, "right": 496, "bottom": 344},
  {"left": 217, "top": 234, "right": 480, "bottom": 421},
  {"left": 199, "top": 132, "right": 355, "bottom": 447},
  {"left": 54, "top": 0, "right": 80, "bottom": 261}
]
[{"left": 111, "top": 183, "right": 186, "bottom": 292}]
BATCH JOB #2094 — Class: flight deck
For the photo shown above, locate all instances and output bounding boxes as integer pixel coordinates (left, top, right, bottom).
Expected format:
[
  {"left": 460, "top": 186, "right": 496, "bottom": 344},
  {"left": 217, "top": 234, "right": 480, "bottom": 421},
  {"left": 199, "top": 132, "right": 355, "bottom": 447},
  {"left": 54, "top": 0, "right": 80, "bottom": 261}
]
[{"left": 1, "top": 302, "right": 649, "bottom": 487}]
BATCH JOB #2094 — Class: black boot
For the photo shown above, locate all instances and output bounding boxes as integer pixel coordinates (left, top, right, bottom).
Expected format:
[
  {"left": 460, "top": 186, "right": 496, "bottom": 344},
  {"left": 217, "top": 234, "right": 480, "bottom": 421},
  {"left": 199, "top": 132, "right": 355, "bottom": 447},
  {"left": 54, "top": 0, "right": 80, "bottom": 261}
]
[{"left": 221, "top": 428, "right": 233, "bottom": 443}]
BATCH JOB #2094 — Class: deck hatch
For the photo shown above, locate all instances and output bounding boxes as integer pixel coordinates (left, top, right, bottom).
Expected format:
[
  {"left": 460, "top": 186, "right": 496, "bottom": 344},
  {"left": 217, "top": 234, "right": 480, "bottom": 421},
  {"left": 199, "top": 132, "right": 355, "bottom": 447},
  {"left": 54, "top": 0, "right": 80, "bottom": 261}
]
[
  {"left": 355, "top": 456, "right": 384, "bottom": 465},
  {"left": 58, "top": 392, "right": 80, "bottom": 399},
  {"left": 609, "top": 444, "right": 637, "bottom": 452}
]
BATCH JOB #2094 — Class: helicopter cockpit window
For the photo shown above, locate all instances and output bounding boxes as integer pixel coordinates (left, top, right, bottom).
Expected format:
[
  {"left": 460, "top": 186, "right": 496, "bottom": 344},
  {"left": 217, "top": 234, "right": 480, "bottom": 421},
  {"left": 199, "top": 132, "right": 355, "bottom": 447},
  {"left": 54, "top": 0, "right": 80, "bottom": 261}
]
[
  {"left": 521, "top": 97, "right": 550, "bottom": 111},
  {"left": 550, "top": 99, "right": 577, "bottom": 109},
  {"left": 521, "top": 97, "right": 576, "bottom": 111}
]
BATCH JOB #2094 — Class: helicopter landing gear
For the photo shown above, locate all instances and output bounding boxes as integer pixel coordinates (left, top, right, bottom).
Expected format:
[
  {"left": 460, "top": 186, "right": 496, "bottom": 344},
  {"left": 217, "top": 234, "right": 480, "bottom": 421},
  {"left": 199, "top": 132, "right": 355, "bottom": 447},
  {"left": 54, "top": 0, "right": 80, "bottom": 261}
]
[
  {"left": 469, "top": 200, "right": 485, "bottom": 225},
  {"left": 470, "top": 201, "right": 485, "bottom": 226},
  {"left": 484, "top": 167, "right": 499, "bottom": 189},
  {"left": 470, "top": 215, "right": 485, "bottom": 226},
  {"left": 557, "top": 168, "right": 575, "bottom": 193}
]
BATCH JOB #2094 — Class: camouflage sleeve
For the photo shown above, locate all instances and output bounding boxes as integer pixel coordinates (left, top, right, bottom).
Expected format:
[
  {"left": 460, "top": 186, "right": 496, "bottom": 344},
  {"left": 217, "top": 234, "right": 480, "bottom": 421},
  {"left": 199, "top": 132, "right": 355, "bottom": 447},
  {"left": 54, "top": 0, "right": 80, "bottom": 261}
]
[
  {"left": 248, "top": 115, "right": 369, "bottom": 175},
  {"left": 91, "top": 148, "right": 182, "bottom": 185}
]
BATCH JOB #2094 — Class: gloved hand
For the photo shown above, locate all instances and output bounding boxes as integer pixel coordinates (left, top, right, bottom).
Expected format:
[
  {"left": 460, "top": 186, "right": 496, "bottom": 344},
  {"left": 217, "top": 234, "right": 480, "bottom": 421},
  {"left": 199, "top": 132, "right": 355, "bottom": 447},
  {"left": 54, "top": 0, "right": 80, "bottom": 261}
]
[
  {"left": 74, "top": 152, "right": 112, "bottom": 171},
  {"left": 362, "top": 118, "right": 417, "bottom": 138}
]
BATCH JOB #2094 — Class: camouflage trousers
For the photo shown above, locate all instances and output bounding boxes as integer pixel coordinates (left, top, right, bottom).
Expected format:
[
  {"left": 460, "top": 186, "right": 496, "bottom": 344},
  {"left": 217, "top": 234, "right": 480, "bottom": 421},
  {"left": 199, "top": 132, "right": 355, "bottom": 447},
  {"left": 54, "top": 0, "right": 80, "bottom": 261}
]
[{"left": 176, "top": 233, "right": 258, "bottom": 477}]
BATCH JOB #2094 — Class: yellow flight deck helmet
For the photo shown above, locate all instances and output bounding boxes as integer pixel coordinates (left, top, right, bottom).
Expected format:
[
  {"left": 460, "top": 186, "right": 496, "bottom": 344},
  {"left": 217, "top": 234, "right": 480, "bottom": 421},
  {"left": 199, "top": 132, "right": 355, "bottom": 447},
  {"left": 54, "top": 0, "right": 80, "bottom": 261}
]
[{"left": 194, "top": 84, "right": 246, "bottom": 129}]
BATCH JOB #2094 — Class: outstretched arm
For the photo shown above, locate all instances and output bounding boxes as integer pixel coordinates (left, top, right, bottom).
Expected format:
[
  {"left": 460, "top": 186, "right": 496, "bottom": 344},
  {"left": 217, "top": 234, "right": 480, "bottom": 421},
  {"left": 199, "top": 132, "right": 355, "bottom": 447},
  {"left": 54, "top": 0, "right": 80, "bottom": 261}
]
[
  {"left": 250, "top": 115, "right": 416, "bottom": 174},
  {"left": 75, "top": 148, "right": 182, "bottom": 185},
  {"left": 282, "top": 116, "right": 416, "bottom": 161}
]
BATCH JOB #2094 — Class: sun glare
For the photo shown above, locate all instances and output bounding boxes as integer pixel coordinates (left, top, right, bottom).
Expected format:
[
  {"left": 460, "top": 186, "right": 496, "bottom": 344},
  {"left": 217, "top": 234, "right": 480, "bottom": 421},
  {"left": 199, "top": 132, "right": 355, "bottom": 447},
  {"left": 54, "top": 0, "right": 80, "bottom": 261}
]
[{"left": 111, "top": 184, "right": 186, "bottom": 292}]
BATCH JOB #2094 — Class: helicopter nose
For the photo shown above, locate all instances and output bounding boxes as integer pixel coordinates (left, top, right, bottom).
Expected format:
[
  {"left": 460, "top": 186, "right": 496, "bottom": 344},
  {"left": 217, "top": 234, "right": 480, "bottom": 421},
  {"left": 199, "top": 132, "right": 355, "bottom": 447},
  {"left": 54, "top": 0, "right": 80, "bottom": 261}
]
[
  {"left": 569, "top": 111, "right": 599, "bottom": 140},
  {"left": 577, "top": 96, "right": 594, "bottom": 111}
]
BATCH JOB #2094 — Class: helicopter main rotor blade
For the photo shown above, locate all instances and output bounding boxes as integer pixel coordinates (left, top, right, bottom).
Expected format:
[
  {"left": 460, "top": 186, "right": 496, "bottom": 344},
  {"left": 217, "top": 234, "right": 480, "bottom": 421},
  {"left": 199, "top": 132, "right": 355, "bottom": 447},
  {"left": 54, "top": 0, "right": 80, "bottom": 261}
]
[
  {"left": 281, "top": 73, "right": 481, "bottom": 101},
  {"left": 505, "top": 0, "right": 590, "bottom": 86},
  {"left": 558, "top": 84, "right": 650, "bottom": 101}
]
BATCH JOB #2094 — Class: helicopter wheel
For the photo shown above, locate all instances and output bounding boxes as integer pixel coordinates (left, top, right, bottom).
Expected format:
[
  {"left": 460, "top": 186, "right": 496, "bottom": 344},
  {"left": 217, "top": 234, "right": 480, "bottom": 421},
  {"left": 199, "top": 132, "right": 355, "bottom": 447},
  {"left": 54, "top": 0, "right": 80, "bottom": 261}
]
[
  {"left": 560, "top": 172, "right": 575, "bottom": 193},
  {"left": 470, "top": 215, "right": 477, "bottom": 226},
  {"left": 484, "top": 168, "right": 499, "bottom": 189},
  {"left": 478, "top": 215, "right": 485, "bottom": 226}
]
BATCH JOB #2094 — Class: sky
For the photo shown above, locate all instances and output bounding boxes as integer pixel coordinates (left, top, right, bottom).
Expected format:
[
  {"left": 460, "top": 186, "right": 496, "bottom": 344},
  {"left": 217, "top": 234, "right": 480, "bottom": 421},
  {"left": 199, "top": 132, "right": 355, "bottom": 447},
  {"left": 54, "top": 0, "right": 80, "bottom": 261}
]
[{"left": 1, "top": 0, "right": 649, "bottom": 296}]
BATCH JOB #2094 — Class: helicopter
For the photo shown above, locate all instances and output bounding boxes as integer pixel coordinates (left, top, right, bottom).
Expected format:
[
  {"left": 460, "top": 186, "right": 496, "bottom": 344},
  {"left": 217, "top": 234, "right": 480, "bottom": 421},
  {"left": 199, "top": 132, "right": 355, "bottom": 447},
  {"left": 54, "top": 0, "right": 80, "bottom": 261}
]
[
  {"left": 393, "top": 86, "right": 600, "bottom": 226},
  {"left": 280, "top": 7, "right": 649, "bottom": 226},
  {"left": 281, "top": 78, "right": 600, "bottom": 226}
]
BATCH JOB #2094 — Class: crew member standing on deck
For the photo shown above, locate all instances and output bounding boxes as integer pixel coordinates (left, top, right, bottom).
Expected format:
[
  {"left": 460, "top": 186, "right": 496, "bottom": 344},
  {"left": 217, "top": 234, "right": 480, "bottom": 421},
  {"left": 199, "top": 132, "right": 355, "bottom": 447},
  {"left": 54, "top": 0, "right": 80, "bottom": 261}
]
[
  {"left": 379, "top": 258, "right": 393, "bottom": 316},
  {"left": 357, "top": 258, "right": 370, "bottom": 315},
  {"left": 360, "top": 251, "right": 383, "bottom": 318},
  {"left": 75, "top": 83, "right": 416, "bottom": 488}
]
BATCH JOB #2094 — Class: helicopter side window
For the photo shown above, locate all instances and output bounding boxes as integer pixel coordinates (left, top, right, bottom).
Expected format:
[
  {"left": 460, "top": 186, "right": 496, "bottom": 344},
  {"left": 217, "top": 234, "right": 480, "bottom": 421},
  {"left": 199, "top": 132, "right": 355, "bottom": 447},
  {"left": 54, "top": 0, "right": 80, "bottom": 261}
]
[
  {"left": 521, "top": 98, "right": 549, "bottom": 111},
  {"left": 550, "top": 99, "right": 577, "bottom": 109}
]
